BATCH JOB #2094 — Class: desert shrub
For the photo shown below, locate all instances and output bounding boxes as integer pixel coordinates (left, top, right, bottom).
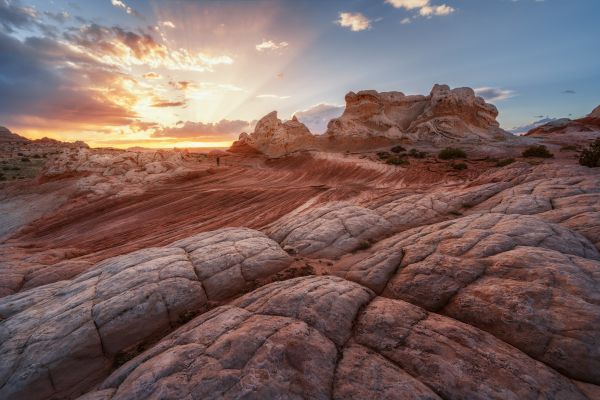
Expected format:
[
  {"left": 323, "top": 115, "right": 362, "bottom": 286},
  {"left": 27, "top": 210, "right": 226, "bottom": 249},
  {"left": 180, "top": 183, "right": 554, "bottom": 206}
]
[
  {"left": 522, "top": 145, "right": 553, "bottom": 158},
  {"left": 560, "top": 145, "right": 579, "bottom": 152},
  {"left": 390, "top": 145, "right": 406, "bottom": 153},
  {"left": 385, "top": 156, "right": 409, "bottom": 166},
  {"left": 408, "top": 148, "right": 427, "bottom": 158},
  {"left": 579, "top": 139, "right": 600, "bottom": 168},
  {"left": 451, "top": 163, "right": 467, "bottom": 170},
  {"left": 32, "top": 154, "right": 41, "bottom": 158},
  {"left": 357, "top": 240, "right": 372, "bottom": 250},
  {"left": 377, "top": 151, "right": 390, "bottom": 160},
  {"left": 0, "top": 173, "right": 5, "bottom": 181},
  {"left": 438, "top": 147, "right": 466, "bottom": 160},
  {"left": 2, "top": 166, "right": 8, "bottom": 170},
  {"left": 21, "top": 157, "right": 30, "bottom": 162},
  {"left": 17, "top": 152, "right": 23, "bottom": 156},
  {"left": 11, "top": 166, "right": 20, "bottom": 171},
  {"left": 495, "top": 158, "right": 515, "bottom": 167}
]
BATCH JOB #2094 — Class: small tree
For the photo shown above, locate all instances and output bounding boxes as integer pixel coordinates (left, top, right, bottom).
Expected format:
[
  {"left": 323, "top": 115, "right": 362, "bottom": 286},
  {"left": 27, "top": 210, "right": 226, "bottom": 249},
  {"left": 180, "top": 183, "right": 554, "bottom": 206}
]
[
  {"left": 390, "top": 145, "right": 406, "bottom": 153},
  {"left": 579, "top": 139, "right": 600, "bottom": 168},
  {"left": 438, "top": 147, "right": 466, "bottom": 160},
  {"left": 522, "top": 145, "right": 553, "bottom": 158}
]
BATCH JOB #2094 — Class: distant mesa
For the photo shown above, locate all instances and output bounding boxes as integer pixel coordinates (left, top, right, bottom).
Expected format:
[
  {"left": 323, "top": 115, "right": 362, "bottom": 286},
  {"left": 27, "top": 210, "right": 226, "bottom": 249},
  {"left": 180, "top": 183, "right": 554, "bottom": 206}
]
[
  {"left": 0, "top": 126, "right": 28, "bottom": 143},
  {"left": 525, "top": 104, "right": 600, "bottom": 138},
  {"left": 230, "top": 84, "right": 514, "bottom": 157}
]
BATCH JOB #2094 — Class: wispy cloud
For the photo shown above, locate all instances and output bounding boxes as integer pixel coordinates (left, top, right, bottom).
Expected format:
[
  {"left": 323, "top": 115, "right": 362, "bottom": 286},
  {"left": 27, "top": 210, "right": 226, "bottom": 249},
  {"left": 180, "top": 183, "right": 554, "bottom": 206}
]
[
  {"left": 386, "top": 0, "right": 455, "bottom": 21},
  {"left": 255, "top": 39, "right": 289, "bottom": 52},
  {"left": 336, "top": 12, "right": 371, "bottom": 32},
  {"left": 474, "top": 87, "right": 516, "bottom": 102},
  {"left": 152, "top": 120, "right": 252, "bottom": 140},
  {"left": 562, "top": 89, "right": 576, "bottom": 94},
  {"left": 110, "top": 0, "right": 139, "bottom": 17}
]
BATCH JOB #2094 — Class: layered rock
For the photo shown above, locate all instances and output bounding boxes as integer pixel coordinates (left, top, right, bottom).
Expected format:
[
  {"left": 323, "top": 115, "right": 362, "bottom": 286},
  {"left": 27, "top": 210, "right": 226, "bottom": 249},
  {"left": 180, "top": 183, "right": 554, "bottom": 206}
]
[
  {"left": 326, "top": 84, "right": 513, "bottom": 144},
  {"left": 589, "top": 104, "right": 600, "bottom": 118},
  {"left": 230, "top": 112, "right": 316, "bottom": 157}
]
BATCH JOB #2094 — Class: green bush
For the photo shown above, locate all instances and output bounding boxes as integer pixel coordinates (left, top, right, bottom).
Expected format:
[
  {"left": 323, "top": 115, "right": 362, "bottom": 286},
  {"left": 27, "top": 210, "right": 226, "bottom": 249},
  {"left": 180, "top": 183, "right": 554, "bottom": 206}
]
[
  {"left": 522, "top": 145, "right": 553, "bottom": 158},
  {"left": 385, "top": 156, "right": 409, "bottom": 166},
  {"left": 377, "top": 151, "right": 390, "bottom": 160},
  {"left": 21, "top": 157, "right": 30, "bottom": 162},
  {"left": 438, "top": 147, "right": 466, "bottom": 160},
  {"left": 451, "top": 163, "right": 467, "bottom": 170},
  {"left": 390, "top": 145, "right": 406, "bottom": 153},
  {"left": 579, "top": 139, "right": 600, "bottom": 168},
  {"left": 495, "top": 158, "right": 515, "bottom": 167},
  {"left": 408, "top": 148, "right": 427, "bottom": 158}
]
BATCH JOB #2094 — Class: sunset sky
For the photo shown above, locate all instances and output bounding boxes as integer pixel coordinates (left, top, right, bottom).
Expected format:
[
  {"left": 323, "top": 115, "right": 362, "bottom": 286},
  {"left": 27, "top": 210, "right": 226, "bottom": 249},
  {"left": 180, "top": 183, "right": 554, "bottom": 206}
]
[{"left": 1, "top": 0, "right": 599, "bottom": 148}]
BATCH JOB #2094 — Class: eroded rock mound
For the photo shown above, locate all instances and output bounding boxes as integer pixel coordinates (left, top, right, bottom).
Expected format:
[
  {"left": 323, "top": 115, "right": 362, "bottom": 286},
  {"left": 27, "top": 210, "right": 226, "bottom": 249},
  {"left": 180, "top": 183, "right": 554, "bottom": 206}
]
[
  {"left": 267, "top": 202, "right": 393, "bottom": 258},
  {"left": 81, "top": 277, "right": 588, "bottom": 400},
  {"left": 230, "top": 112, "right": 316, "bottom": 157},
  {"left": 0, "top": 228, "right": 291, "bottom": 400},
  {"left": 326, "top": 84, "right": 512, "bottom": 144},
  {"left": 332, "top": 213, "right": 600, "bottom": 384}
]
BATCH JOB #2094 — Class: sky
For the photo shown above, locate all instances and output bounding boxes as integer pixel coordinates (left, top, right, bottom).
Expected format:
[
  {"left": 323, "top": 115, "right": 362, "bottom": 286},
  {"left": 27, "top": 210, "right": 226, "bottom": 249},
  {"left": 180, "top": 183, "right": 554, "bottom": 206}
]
[{"left": 0, "top": 0, "right": 599, "bottom": 148}]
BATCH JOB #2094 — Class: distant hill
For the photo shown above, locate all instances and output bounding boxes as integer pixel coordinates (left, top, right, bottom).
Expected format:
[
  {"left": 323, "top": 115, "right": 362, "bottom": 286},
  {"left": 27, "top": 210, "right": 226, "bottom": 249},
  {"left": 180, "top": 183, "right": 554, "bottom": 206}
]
[{"left": 0, "top": 126, "right": 28, "bottom": 143}]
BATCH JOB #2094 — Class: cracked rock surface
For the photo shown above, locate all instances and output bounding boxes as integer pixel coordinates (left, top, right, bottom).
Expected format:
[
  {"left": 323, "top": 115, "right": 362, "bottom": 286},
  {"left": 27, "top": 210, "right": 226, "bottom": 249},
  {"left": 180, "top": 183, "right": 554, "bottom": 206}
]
[
  {"left": 0, "top": 228, "right": 291, "bottom": 400},
  {"left": 80, "top": 277, "right": 589, "bottom": 400}
]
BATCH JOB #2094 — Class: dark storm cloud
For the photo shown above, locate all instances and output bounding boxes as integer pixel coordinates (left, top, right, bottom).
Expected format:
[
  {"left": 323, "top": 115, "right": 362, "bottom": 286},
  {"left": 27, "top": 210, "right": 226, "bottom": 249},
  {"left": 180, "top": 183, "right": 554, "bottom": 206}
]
[{"left": 0, "top": 30, "right": 137, "bottom": 127}]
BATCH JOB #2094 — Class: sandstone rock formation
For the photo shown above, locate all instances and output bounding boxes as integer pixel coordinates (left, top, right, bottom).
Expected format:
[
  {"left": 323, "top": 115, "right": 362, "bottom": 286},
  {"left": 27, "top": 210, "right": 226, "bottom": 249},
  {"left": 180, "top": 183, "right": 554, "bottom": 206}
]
[
  {"left": 80, "top": 277, "right": 589, "bottom": 400},
  {"left": 589, "top": 104, "right": 600, "bottom": 118},
  {"left": 229, "top": 84, "right": 516, "bottom": 157},
  {"left": 0, "top": 228, "right": 291, "bottom": 400},
  {"left": 1, "top": 124, "right": 600, "bottom": 399},
  {"left": 326, "top": 84, "right": 513, "bottom": 144},
  {"left": 230, "top": 112, "right": 316, "bottom": 157}
]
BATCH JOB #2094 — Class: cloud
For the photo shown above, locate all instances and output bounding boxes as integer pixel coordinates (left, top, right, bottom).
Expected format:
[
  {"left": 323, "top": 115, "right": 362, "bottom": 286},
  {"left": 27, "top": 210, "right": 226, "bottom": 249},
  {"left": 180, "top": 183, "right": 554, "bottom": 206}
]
[
  {"left": 0, "top": 0, "right": 45, "bottom": 33},
  {"left": 0, "top": 30, "right": 138, "bottom": 128},
  {"left": 474, "top": 87, "right": 516, "bottom": 102},
  {"left": 151, "top": 120, "right": 252, "bottom": 140},
  {"left": 385, "top": 0, "right": 455, "bottom": 19},
  {"left": 161, "top": 20, "right": 175, "bottom": 28},
  {"left": 336, "top": 12, "right": 371, "bottom": 32},
  {"left": 43, "top": 11, "right": 70, "bottom": 23},
  {"left": 110, "top": 0, "right": 139, "bottom": 17},
  {"left": 562, "top": 89, "right": 576, "bottom": 94},
  {"left": 151, "top": 100, "right": 186, "bottom": 108},
  {"left": 419, "top": 4, "right": 454, "bottom": 16},
  {"left": 400, "top": 17, "right": 413, "bottom": 24},
  {"left": 255, "top": 39, "right": 289, "bottom": 52},
  {"left": 169, "top": 80, "right": 196, "bottom": 91},
  {"left": 256, "top": 94, "right": 290, "bottom": 99},
  {"left": 386, "top": 0, "right": 430, "bottom": 9},
  {"left": 509, "top": 117, "right": 557, "bottom": 134},
  {"left": 143, "top": 72, "right": 162, "bottom": 79},
  {"left": 293, "top": 103, "right": 345, "bottom": 134},
  {"left": 64, "top": 24, "right": 233, "bottom": 71}
]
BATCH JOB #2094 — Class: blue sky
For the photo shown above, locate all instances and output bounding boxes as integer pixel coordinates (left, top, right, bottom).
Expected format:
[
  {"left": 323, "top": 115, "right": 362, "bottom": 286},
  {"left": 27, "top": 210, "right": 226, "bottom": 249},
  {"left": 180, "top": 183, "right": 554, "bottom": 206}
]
[{"left": 1, "top": 0, "right": 599, "bottom": 147}]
